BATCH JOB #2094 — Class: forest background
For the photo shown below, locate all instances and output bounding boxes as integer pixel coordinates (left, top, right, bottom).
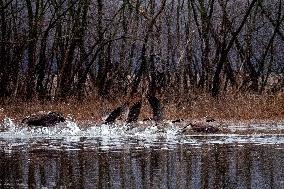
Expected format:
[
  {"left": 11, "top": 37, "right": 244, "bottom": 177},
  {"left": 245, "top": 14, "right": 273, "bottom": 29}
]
[{"left": 0, "top": 0, "right": 283, "bottom": 121}]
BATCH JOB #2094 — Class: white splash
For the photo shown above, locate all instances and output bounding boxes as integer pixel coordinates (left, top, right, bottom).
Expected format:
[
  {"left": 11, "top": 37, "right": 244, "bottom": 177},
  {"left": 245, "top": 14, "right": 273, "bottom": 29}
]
[
  {"left": 3, "top": 117, "right": 16, "bottom": 132},
  {"left": 1, "top": 118, "right": 284, "bottom": 149}
]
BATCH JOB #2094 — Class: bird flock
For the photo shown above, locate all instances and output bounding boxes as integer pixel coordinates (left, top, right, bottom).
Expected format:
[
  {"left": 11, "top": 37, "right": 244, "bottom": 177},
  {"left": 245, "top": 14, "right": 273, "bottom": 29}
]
[{"left": 21, "top": 96, "right": 221, "bottom": 134}]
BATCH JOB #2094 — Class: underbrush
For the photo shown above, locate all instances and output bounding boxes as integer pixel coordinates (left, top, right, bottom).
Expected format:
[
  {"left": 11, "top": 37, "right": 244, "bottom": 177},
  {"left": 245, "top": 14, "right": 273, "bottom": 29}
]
[
  {"left": 0, "top": 92, "right": 283, "bottom": 123},
  {"left": 163, "top": 92, "right": 284, "bottom": 121}
]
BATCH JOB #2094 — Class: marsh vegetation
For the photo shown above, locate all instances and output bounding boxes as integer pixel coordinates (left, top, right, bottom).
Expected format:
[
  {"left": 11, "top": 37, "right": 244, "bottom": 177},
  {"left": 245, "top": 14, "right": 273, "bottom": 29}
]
[{"left": 0, "top": 0, "right": 283, "bottom": 103}]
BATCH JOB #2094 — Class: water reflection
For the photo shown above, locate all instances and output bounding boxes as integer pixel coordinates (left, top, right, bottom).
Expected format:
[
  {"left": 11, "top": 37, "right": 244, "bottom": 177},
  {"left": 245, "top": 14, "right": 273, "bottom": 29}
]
[{"left": 1, "top": 140, "right": 284, "bottom": 189}]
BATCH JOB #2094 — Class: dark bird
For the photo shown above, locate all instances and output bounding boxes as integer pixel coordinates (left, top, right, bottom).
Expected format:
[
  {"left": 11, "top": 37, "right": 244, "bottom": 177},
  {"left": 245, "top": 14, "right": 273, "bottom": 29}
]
[
  {"left": 172, "top": 119, "right": 184, "bottom": 123},
  {"left": 182, "top": 123, "right": 220, "bottom": 134},
  {"left": 104, "top": 106, "right": 125, "bottom": 124},
  {"left": 147, "top": 95, "right": 163, "bottom": 122},
  {"left": 142, "top": 118, "right": 152, "bottom": 121},
  {"left": 127, "top": 100, "right": 142, "bottom": 123},
  {"left": 22, "top": 112, "right": 65, "bottom": 127},
  {"left": 205, "top": 116, "right": 216, "bottom": 122}
]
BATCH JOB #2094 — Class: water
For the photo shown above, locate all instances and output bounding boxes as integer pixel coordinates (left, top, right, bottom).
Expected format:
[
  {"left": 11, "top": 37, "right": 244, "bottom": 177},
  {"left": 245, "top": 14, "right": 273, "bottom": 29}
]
[{"left": 1, "top": 118, "right": 284, "bottom": 189}]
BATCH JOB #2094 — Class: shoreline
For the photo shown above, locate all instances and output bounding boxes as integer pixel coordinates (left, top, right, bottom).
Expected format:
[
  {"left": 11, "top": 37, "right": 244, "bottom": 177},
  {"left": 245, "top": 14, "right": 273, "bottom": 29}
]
[
  {"left": 1, "top": 93, "right": 283, "bottom": 124},
  {"left": 1, "top": 117, "right": 284, "bottom": 136}
]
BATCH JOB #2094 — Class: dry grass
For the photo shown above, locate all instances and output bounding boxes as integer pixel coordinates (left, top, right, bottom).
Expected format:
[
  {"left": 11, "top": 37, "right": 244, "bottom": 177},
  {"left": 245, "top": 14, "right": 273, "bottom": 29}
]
[
  {"left": 0, "top": 92, "right": 283, "bottom": 124},
  {"left": 163, "top": 92, "right": 284, "bottom": 121}
]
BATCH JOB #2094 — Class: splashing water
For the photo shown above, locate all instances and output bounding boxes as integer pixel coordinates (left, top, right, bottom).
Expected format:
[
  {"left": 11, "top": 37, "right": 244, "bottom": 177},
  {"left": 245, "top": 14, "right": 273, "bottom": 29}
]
[
  {"left": 3, "top": 117, "right": 16, "bottom": 132},
  {"left": 1, "top": 117, "right": 284, "bottom": 150}
]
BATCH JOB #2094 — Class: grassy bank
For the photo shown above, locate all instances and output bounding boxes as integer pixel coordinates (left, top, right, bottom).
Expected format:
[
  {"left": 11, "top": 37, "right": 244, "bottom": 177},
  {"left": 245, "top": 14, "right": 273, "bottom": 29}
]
[{"left": 0, "top": 92, "right": 283, "bottom": 123}]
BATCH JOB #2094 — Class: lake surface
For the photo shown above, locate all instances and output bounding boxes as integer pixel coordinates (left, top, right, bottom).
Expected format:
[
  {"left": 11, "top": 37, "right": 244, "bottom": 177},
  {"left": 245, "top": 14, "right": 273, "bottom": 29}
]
[{"left": 1, "top": 119, "right": 284, "bottom": 189}]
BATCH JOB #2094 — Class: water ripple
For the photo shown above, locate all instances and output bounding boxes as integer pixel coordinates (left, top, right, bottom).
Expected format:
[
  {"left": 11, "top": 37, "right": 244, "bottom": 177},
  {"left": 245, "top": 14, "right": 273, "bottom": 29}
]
[{"left": 1, "top": 118, "right": 284, "bottom": 150}]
